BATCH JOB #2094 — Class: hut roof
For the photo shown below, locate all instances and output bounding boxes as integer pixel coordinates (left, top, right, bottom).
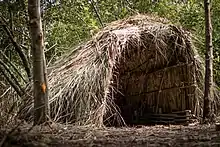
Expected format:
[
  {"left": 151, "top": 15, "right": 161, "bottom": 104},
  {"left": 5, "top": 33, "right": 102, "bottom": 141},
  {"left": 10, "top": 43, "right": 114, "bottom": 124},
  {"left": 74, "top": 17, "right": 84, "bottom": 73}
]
[{"left": 22, "top": 14, "right": 219, "bottom": 126}]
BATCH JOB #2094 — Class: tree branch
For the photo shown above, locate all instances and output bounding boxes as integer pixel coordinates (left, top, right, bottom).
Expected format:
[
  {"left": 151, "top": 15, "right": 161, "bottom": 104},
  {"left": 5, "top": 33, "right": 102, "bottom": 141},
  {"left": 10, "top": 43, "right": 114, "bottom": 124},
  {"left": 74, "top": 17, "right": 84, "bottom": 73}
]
[
  {"left": 0, "top": 65, "right": 24, "bottom": 97},
  {"left": 89, "top": 0, "right": 104, "bottom": 28},
  {"left": 0, "top": 15, "right": 31, "bottom": 80},
  {"left": 0, "top": 59, "right": 24, "bottom": 95},
  {"left": 0, "top": 50, "right": 27, "bottom": 83}
]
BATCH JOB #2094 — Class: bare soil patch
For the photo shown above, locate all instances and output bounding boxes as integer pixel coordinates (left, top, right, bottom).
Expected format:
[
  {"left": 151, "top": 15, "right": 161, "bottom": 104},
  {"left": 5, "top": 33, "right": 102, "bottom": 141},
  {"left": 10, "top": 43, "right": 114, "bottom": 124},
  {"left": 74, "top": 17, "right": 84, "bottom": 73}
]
[{"left": 1, "top": 123, "right": 220, "bottom": 147}]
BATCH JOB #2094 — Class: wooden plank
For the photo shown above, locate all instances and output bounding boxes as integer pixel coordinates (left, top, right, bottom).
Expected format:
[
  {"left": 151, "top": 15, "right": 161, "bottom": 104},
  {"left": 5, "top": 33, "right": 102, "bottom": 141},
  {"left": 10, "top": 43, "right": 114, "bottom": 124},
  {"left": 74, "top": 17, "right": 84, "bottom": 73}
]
[
  {"left": 149, "top": 116, "right": 175, "bottom": 121},
  {"left": 138, "top": 109, "right": 192, "bottom": 125},
  {"left": 174, "top": 119, "right": 190, "bottom": 122},
  {"left": 172, "top": 110, "right": 191, "bottom": 115},
  {"left": 150, "top": 113, "right": 177, "bottom": 117},
  {"left": 150, "top": 120, "right": 175, "bottom": 124}
]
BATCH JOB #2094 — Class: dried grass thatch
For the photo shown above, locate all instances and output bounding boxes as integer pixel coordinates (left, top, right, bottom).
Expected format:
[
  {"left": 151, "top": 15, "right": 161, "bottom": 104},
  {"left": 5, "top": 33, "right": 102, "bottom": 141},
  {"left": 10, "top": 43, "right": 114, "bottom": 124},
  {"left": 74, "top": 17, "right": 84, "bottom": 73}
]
[
  {"left": 0, "top": 77, "right": 21, "bottom": 127},
  {"left": 21, "top": 14, "right": 219, "bottom": 126}
]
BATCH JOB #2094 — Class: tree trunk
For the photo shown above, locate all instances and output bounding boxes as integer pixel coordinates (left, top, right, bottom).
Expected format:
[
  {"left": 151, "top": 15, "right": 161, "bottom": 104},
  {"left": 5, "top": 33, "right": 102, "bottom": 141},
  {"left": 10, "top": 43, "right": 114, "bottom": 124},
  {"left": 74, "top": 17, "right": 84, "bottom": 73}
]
[
  {"left": 203, "top": 0, "right": 213, "bottom": 122},
  {"left": 28, "top": 0, "right": 49, "bottom": 125}
]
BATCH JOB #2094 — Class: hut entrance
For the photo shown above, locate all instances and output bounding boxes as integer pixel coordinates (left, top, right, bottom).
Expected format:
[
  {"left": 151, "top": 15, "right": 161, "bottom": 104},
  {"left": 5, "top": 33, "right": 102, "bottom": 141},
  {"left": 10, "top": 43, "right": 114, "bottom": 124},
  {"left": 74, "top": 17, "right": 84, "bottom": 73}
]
[{"left": 114, "top": 63, "right": 196, "bottom": 125}]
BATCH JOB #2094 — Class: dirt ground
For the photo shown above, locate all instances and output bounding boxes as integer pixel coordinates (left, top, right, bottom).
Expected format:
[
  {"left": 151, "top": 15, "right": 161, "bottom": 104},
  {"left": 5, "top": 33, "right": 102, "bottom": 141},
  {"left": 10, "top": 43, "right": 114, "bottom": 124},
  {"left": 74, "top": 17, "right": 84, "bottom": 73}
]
[{"left": 1, "top": 122, "right": 220, "bottom": 147}]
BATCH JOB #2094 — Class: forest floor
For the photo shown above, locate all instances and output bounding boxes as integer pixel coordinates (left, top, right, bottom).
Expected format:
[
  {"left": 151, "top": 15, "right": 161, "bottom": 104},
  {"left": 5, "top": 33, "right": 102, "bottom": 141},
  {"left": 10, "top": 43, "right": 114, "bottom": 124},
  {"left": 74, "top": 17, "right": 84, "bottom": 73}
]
[{"left": 1, "top": 122, "right": 220, "bottom": 147}]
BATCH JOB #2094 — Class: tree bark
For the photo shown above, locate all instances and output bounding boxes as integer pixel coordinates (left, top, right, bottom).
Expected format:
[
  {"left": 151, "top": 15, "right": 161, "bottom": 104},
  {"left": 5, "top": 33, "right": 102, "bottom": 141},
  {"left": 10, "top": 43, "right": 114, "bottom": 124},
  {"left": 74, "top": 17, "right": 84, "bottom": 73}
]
[
  {"left": 203, "top": 0, "right": 213, "bottom": 122},
  {"left": 28, "top": 0, "right": 49, "bottom": 125}
]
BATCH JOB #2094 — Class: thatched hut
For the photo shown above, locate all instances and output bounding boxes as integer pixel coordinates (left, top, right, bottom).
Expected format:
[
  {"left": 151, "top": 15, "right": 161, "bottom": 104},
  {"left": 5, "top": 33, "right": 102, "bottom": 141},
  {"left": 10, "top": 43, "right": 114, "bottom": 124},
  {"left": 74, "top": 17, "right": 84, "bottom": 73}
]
[{"left": 24, "top": 14, "right": 218, "bottom": 126}]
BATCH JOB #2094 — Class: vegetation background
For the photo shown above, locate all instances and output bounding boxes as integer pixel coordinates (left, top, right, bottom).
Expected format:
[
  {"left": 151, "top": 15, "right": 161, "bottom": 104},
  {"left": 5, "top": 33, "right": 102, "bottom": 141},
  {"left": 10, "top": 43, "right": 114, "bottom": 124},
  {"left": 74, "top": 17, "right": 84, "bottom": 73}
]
[
  {"left": 0, "top": 0, "right": 220, "bottom": 124},
  {"left": 1, "top": 0, "right": 220, "bottom": 88}
]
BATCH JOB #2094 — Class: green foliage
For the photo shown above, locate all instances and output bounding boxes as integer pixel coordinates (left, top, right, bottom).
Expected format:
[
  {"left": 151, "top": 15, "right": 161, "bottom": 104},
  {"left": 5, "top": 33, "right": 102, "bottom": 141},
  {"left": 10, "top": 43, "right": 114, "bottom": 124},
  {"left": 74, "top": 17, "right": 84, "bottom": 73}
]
[
  {"left": 1, "top": 0, "right": 220, "bottom": 86},
  {"left": 43, "top": 0, "right": 132, "bottom": 62},
  {"left": 0, "top": 0, "right": 30, "bottom": 84},
  {"left": 42, "top": 0, "right": 220, "bottom": 86},
  {"left": 132, "top": 0, "right": 220, "bottom": 85},
  {"left": 44, "top": 0, "right": 95, "bottom": 60}
]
